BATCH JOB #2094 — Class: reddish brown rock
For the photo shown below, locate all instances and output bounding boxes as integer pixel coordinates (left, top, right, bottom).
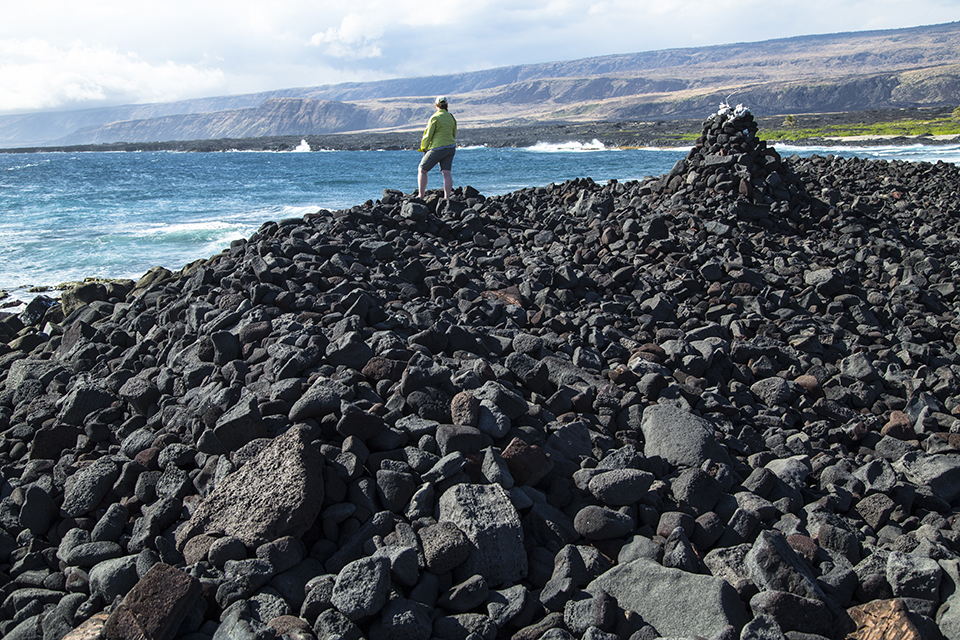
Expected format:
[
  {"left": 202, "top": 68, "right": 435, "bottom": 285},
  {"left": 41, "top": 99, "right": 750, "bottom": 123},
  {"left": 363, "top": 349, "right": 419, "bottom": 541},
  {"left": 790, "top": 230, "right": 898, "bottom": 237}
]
[
  {"left": 786, "top": 534, "right": 818, "bottom": 564},
  {"left": 102, "top": 563, "right": 201, "bottom": 640},
  {"left": 846, "top": 598, "right": 921, "bottom": 640},
  {"left": 361, "top": 356, "right": 405, "bottom": 382},
  {"left": 793, "top": 374, "right": 821, "bottom": 397},
  {"left": 267, "top": 615, "right": 313, "bottom": 636},
  {"left": 880, "top": 411, "right": 915, "bottom": 440},
  {"left": 182, "top": 534, "right": 217, "bottom": 565},
  {"left": 501, "top": 437, "right": 554, "bottom": 486},
  {"left": 450, "top": 390, "right": 481, "bottom": 427}
]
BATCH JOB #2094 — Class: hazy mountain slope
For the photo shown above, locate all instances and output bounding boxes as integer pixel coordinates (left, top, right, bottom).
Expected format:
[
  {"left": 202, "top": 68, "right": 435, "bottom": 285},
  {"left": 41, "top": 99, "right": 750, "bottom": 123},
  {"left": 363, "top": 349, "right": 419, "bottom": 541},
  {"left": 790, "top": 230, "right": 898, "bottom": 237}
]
[
  {"left": 58, "top": 99, "right": 430, "bottom": 145},
  {"left": 3, "top": 21, "right": 960, "bottom": 147}
]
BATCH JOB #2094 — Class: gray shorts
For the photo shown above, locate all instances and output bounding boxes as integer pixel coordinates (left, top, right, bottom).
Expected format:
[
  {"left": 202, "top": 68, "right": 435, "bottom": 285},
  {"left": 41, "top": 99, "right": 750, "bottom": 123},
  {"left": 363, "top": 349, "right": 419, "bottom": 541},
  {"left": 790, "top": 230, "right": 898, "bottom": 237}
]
[{"left": 419, "top": 145, "right": 455, "bottom": 172}]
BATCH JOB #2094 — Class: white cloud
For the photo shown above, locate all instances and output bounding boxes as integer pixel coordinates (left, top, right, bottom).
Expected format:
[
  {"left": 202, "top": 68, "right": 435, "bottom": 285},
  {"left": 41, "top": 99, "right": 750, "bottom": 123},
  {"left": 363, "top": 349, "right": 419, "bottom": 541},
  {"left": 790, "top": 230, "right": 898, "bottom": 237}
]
[
  {"left": 0, "top": 39, "right": 225, "bottom": 112},
  {"left": 1, "top": 0, "right": 960, "bottom": 115},
  {"left": 310, "top": 13, "right": 385, "bottom": 59}
]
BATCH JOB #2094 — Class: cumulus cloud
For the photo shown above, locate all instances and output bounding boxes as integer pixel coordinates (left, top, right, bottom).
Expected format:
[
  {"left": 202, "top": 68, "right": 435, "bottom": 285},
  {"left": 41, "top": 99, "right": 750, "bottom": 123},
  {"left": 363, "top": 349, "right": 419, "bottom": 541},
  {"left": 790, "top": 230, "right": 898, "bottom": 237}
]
[
  {"left": 1, "top": 0, "right": 959, "bottom": 115},
  {"left": 310, "top": 13, "right": 385, "bottom": 59},
  {"left": 0, "top": 39, "right": 225, "bottom": 112}
]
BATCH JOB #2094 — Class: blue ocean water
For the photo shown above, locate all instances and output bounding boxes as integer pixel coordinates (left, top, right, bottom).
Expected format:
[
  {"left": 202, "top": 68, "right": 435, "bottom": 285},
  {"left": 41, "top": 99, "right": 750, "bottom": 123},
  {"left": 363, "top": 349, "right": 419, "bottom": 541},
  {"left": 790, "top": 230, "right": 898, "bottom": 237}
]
[{"left": 2, "top": 141, "right": 959, "bottom": 307}]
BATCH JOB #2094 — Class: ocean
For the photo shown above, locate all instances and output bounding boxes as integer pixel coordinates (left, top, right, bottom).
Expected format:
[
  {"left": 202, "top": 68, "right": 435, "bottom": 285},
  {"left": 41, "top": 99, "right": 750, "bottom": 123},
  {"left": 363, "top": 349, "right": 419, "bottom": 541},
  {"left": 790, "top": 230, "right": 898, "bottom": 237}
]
[{"left": 3, "top": 141, "right": 960, "bottom": 308}]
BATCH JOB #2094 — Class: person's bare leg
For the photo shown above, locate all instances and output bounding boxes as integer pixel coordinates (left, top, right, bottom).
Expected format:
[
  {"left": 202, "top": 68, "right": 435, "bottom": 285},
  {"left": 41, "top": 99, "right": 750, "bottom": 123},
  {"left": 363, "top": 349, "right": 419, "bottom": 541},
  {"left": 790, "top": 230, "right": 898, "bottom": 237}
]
[
  {"left": 441, "top": 170, "right": 452, "bottom": 199},
  {"left": 418, "top": 168, "right": 428, "bottom": 198}
]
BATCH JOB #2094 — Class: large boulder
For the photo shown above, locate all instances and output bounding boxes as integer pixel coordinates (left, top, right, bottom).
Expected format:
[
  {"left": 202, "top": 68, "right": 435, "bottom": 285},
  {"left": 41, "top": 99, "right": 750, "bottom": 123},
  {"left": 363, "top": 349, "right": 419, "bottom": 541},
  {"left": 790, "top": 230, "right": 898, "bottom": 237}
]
[
  {"left": 176, "top": 426, "right": 324, "bottom": 549},
  {"left": 587, "top": 557, "right": 749, "bottom": 637},
  {"left": 438, "top": 483, "right": 527, "bottom": 586}
]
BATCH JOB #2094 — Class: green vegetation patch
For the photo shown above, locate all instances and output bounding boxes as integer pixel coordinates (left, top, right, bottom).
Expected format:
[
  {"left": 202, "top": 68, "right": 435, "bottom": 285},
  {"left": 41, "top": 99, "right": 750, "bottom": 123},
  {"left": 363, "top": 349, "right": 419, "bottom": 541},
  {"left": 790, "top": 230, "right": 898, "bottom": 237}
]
[{"left": 762, "top": 113, "right": 960, "bottom": 141}]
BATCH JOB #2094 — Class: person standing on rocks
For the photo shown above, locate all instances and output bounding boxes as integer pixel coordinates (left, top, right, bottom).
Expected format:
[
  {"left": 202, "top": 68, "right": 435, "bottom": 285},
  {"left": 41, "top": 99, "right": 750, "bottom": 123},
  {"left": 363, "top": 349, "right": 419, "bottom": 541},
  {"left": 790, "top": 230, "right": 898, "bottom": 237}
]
[{"left": 417, "top": 96, "right": 457, "bottom": 199}]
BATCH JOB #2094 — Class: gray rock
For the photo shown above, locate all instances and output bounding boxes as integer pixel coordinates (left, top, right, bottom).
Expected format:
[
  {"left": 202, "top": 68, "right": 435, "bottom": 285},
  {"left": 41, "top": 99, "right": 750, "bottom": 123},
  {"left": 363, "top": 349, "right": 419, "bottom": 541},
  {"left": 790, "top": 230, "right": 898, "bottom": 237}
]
[
  {"left": 671, "top": 467, "right": 723, "bottom": 514},
  {"left": 588, "top": 558, "right": 749, "bottom": 637},
  {"left": 748, "top": 590, "right": 833, "bottom": 637},
  {"left": 326, "top": 331, "right": 374, "bottom": 370},
  {"left": 418, "top": 520, "right": 471, "bottom": 574},
  {"left": 331, "top": 555, "right": 391, "bottom": 621},
  {"left": 839, "top": 352, "right": 879, "bottom": 382},
  {"left": 640, "top": 403, "right": 731, "bottom": 468},
  {"left": 256, "top": 535, "right": 305, "bottom": 575},
  {"left": 270, "top": 557, "right": 325, "bottom": 611},
  {"left": 886, "top": 550, "right": 942, "bottom": 601},
  {"left": 176, "top": 425, "right": 324, "bottom": 549},
  {"left": 220, "top": 558, "right": 274, "bottom": 605},
  {"left": 745, "top": 531, "right": 825, "bottom": 601},
  {"left": 376, "top": 469, "right": 417, "bottom": 513},
  {"left": 62, "top": 540, "right": 123, "bottom": 567},
  {"left": 368, "top": 597, "right": 433, "bottom": 640},
  {"left": 587, "top": 468, "right": 654, "bottom": 506},
  {"left": 487, "top": 584, "right": 528, "bottom": 628},
  {"left": 208, "top": 536, "right": 247, "bottom": 568},
  {"left": 313, "top": 607, "right": 362, "bottom": 640},
  {"left": 432, "top": 613, "right": 497, "bottom": 640},
  {"left": 213, "top": 392, "right": 268, "bottom": 451},
  {"left": 58, "top": 381, "right": 116, "bottom": 425},
  {"left": 663, "top": 526, "right": 700, "bottom": 573},
  {"left": 439, "top": 483, "right": 527, "bottom": 586},
  {"left": 60, "top": 456, "right": 120, "bottom": 518},
  {"left": 372, "top": 544, "right": 420, "bottom": 588},
  {"left": 19, "top": 484, "right": 57, "bottom": 536},
  {"left": 89, "top": 554, "right": 140, "bottom": 603},
  {"left": 288, "top": 377, "right": 354, "bottom": 422},
  {"left": 300, "top": 574, "right": 336, "bottom": 621},
  {"left": 893, "top": 451, "right": 960, "bottom": 503},
  {"left": 764, "top": 456, "right": 811, "bottom": 492},
  {"left": 750, "top": 377, "right": 801, "bottom": 407},
  {"left": 574, "top": 506, "right": 635, "bottom": 540},
  {"left": 563, "top": 590, "right": 616, "bottom": 636}
]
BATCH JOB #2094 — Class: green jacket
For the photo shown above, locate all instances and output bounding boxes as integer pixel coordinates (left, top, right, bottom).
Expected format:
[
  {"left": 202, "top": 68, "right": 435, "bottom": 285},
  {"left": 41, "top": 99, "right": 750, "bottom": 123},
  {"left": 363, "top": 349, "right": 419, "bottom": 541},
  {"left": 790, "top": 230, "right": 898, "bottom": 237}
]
[{"left": 419, "top": 109, "right": 457, "bottom": 152}]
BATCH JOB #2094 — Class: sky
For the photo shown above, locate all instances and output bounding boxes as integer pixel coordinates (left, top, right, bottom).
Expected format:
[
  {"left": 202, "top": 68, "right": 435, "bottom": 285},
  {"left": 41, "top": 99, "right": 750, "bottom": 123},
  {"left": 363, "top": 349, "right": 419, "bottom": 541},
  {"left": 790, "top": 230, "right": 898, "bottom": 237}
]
[{"left": 2, "top": 0, "right": 959, "bottom": 116}]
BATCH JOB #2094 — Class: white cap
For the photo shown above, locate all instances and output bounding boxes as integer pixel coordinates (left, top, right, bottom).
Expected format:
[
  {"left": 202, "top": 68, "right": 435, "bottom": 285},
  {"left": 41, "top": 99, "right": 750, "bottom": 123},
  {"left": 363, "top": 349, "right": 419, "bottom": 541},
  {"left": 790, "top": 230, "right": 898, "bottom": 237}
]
[{"left": 435, "top": 96, "right": 448, "bottom": 107}]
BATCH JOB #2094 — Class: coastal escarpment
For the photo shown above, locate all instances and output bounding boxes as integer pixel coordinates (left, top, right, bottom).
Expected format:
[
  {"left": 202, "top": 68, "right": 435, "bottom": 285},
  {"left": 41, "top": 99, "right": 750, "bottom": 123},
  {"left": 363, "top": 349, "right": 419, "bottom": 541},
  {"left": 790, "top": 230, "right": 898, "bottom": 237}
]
[{"left": 2, "top": 107, "right": 960, "bottom": 639}]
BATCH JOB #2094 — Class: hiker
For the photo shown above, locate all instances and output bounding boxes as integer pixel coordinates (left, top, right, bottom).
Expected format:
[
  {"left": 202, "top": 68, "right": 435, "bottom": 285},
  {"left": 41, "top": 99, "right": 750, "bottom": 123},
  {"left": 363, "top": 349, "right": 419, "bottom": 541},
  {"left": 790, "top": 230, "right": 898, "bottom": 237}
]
[{"left": 417, "top": 96, "right": 457, "bottom": 198}]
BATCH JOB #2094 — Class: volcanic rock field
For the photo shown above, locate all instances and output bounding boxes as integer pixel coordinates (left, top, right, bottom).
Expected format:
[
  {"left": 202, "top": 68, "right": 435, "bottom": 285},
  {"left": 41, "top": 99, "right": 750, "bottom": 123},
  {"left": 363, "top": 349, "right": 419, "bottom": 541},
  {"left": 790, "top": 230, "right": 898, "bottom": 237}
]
[{"left": 3, "top": 107, "right": 960, "bottom": 640}]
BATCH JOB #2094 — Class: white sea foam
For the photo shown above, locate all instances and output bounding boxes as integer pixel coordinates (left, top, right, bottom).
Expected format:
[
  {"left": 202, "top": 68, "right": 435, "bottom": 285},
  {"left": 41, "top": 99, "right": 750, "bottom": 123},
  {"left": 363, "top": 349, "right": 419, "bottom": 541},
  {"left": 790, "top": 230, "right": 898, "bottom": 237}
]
[
  {"left": 636, "top": 146, "right": 692, "bottom": 152},
  {"left": 526, "top": 139, "right": 610, "bottom": 152},
  {"left": 774, "top": 143, "right": 960, "bottom": 165}
]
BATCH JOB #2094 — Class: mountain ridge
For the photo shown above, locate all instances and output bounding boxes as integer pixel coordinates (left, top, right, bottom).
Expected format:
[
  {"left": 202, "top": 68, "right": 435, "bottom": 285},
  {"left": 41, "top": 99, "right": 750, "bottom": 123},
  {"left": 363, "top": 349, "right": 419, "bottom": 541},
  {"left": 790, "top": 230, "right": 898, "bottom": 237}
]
[{"left": 3, "top": 21, "right": 960, "bottom": 147}]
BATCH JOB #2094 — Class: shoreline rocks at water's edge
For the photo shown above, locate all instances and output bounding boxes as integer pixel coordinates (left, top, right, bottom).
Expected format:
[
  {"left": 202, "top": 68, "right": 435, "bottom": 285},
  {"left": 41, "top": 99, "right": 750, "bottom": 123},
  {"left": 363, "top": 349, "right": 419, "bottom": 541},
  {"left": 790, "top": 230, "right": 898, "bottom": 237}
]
[
  {"left": 2, "top": 106, "right": 960, "bottom": 640},
  {"left": 3, "top": 106, "right": 959, "bottom": 154}
]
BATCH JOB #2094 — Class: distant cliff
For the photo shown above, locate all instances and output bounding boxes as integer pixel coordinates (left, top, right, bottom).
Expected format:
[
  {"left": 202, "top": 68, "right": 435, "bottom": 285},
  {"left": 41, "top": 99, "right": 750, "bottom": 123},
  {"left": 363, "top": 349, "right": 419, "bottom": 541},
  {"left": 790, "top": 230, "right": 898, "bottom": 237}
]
[
  {"left": 2, "top": 21, "right": 960, "bottom": 147},
  {"left": 56, "top": 99, "right": 430, "bottom": 145}
]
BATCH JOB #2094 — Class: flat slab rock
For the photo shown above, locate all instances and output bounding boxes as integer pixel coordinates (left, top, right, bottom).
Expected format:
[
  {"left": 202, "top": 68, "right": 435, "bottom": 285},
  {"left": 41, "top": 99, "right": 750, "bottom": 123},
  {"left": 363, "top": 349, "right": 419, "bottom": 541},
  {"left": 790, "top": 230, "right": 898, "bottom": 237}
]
[{"left": 587, "top": 557, "right": 749, "bottom": 637}]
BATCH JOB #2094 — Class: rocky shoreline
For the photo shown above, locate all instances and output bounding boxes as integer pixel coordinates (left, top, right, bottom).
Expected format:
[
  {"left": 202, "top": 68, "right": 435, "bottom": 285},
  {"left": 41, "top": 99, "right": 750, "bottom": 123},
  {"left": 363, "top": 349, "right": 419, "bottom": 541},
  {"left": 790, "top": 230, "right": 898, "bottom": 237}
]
[
  {"left": 2, "top": 107, "right": 959, "bottom": 153},
  {"left": 2, "top": 106, "right": 960, "bottom": 640}
]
